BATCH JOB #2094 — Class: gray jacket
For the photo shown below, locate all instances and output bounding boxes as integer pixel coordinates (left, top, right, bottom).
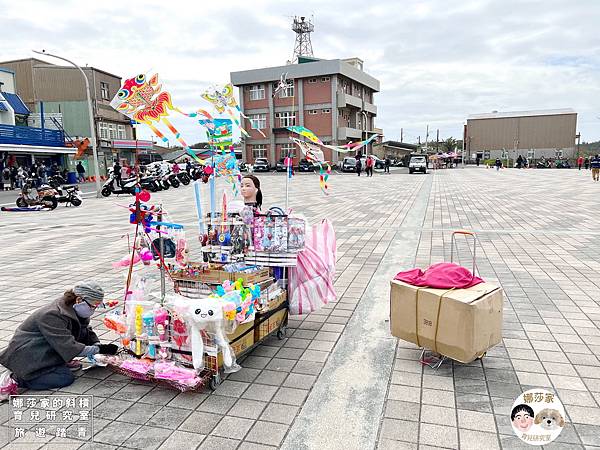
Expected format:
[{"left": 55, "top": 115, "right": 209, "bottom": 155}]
[{"left": 0, "top": 296, "right": 99, "bottom": 381}]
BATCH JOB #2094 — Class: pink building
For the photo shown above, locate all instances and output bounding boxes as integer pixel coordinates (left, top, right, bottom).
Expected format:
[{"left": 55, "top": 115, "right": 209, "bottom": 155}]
[{"left": 230, "top": 57, "right": 379, "bottom": 166}]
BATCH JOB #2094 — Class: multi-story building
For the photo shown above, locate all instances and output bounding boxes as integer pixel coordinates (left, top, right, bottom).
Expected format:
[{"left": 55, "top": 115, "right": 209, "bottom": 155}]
[
  {"left": 230, "top": 57, "right": 379, "bottom": 166},
  {"left": 465, "top": 109, "right": 578, "bottom": 161},
  {"left": 0, "top": 67, "right": 73, "bottom": 170},
  {"left": 0, "top": 58, "right": 135, "bottom": 176}
]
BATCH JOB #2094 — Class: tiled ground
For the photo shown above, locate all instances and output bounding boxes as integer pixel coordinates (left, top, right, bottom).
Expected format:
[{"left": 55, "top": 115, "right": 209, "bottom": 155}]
[{"left": 0, "top": 167, "right": 599, "bottom": 449}]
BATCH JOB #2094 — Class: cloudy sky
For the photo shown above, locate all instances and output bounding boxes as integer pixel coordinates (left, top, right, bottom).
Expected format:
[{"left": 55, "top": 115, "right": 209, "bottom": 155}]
[{"left": 2, "top": 0, "right": 599, "bottom": 145}]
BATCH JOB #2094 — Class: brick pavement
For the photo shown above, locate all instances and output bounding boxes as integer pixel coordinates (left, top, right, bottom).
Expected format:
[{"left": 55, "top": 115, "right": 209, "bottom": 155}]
[{"left": 0, "top": 167, "right": 598, "bottom": 449}]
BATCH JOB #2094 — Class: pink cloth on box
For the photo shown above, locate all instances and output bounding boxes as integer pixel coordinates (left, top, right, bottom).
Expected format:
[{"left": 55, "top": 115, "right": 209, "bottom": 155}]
[{"left": 394, "top": 262, "right": 483, "bottom": 289}]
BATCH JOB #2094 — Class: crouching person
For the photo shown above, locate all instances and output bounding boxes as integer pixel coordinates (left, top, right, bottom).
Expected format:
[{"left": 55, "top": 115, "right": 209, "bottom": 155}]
[{"left": 0, "top": 281, "right": 118, "bottom": 391}]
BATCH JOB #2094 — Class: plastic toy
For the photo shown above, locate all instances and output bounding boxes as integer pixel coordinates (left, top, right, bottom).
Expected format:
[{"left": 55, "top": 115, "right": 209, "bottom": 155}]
[
  {"left": 142, "top": 311, "right": 156, "bottom": 358},
  {"left": 135, "top": 305, "right": 143, "bottom": 356}
]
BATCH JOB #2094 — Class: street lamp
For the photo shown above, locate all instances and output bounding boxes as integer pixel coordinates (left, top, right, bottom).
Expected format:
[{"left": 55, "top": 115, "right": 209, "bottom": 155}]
[
  {"left": 33, "top": 50, "right": 102, "bottom": 197},
  {"left": 361, "top": 110, "right": 369, "bottom": 155}
]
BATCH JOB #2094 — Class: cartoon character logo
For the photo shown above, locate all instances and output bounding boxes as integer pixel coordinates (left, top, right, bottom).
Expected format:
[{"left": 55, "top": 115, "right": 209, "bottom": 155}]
[
  {"left": 511, "top": 404, "right": 534, "bottom": 432},
  {"left": 534, "top": 409, "right": 565, "bottom": 431}
]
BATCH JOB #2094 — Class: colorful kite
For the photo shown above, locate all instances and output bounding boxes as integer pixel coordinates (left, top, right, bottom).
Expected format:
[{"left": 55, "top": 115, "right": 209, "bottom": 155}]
[
  {"left": 286, "top": 125, "right": 379, "bottom": 154},
  {"left": 111, "top": 73, "right": 203, "bottom": 163},
  {"left": 201, "top": 83, "right": 266, "bottom": 138},
  {"left": 291, "top": 137, "right": 331, "bottom": 194}
]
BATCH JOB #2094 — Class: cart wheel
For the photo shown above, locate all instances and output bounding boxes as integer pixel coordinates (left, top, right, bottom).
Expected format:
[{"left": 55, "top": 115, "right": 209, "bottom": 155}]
[
  {"left": 209, "top": 376, "right": 221, "bottom": 391},
  {"left": 476, "top": 352, "right": 487, "bottom": 360},
  {"left": 277, "top": 326, "right": 288, "bottom": 340}
]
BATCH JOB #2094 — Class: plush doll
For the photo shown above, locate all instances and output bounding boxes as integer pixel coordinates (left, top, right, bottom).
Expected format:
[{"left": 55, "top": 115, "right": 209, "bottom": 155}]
[{"left": 184, "top": 297, "right": 234, "bottom": 371}]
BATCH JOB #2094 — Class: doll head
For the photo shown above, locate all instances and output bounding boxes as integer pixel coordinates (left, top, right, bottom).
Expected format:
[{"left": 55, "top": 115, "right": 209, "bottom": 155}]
[{"left": 241, "top": 175, "right": 262, "bottom": 208}]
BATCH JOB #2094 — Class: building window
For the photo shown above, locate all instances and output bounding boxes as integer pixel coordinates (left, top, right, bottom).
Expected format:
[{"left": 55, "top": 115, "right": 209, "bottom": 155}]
[
  {"left": 252, "top": 144, "right": 266, "bottom": 159},
  {"left": 308, "top": 78, "right": 317, "bottom": 84},
  {"left": 322, "top": 109, "right": 331, "bottom": 114},
  {"left": 275, "top": 111, "right": 296, "bottom": 127},
  {"left": 107, "top": 123, "right": 117, "bottom": 139},
  {"left": 281, "top": 143, "right": 296, "bottom": 158},
  {"left": 308, "top": 110, "right": 318, "bottom": 115},
  {"left": 250, "top": 113, "right": 267, "bottom": 129},
  {"left": 249, "top": 84, "right": 265, "bottom": 100},
  {"left": 278, "top": 81, "right": 294, "bottom": 98},
  {"left": 99, "top": 122, "right": 109, "bottom": 139},
  {"left": 100, "top": 82, "right": 110, "bottom": 100},
  {"left": 117, "top": 124, "right": 127, "bottom": 139},
  {"left": 321, "top": 76, "right": 330, "bottom": 82}
]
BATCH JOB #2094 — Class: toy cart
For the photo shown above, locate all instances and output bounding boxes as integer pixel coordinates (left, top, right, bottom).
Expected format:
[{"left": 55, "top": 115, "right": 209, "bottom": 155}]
[
  {"left": 419, "top": 230, "right": 483, "bottom": 369},
  {"left": 172, "top": 275, "right": 289, "bottom": 390}
]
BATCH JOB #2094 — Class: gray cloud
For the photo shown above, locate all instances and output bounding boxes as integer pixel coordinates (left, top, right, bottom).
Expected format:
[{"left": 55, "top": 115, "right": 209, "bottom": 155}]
[{"left": 1, "top": 0, "right": 598, "bottom": 144}]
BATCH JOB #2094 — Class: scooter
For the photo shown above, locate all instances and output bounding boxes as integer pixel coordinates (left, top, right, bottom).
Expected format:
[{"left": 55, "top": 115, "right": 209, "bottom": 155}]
[
  {"left": 167, "top": 169, "right": 180, "bottom": 188},
  {"left": 16, "top": 178, "right": 58, "bottom": 209},
  {"left": 101, "top": 172, "right": 137, "bottom": 197},
  {"left": 177, "top": 171, "right": 190, "bottom": 185},
  {"left": 47, "top": 175, "right": 82, "bottom": 207}
]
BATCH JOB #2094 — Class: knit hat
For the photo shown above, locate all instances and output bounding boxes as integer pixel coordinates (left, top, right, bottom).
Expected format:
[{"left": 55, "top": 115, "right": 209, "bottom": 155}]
[{"left": 73, "top": 281, "right": 104, "bottom": 304}]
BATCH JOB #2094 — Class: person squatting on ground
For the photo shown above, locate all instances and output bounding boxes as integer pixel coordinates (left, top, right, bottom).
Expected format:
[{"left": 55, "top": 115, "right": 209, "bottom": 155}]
[{"left": 0, "top": 281, "right": 118, "bottom": 391}]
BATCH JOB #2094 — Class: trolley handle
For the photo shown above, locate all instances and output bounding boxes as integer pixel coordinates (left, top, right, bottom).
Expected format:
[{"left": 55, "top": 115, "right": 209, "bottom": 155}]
[{"left": 450, "top": 230, "right": 478, "bottom": 277}]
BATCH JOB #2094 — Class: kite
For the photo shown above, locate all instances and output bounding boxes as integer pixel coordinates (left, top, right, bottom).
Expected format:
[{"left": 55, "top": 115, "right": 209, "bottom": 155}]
[
  {"left": 286, "top": 125, "right": 380, "bottom": 154},
  {"left": 201, "top": 83, "right": 266, "bottom": 138},
  {"left": 291, "top": 137, "right": 331, "bottom": 194},
  {"left": 74, "top": 138, "right": 90, "bottom": 159},
  {"left": 111, "top": 73, "right": 204, "bottom": 164},
  {"left": 273, "top": 73, "right": 293, "bottom": 98}
]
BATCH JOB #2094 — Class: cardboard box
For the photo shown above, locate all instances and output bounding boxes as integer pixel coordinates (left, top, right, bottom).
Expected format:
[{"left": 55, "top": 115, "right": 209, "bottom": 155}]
[
  {"left": 255, "top": 291, "right": 287, "bottom": 341},
  {"left": 218, "top": 320, "right": 255, "bottom": 367},
  {"left": 390, "top": 280, "right": 503, "bottom": 363}
]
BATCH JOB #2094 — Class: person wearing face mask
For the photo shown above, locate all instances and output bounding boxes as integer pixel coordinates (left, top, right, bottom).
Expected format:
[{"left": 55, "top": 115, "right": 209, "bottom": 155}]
[{"left": 0, "top": 281, "right": 118, "bottom": 390}]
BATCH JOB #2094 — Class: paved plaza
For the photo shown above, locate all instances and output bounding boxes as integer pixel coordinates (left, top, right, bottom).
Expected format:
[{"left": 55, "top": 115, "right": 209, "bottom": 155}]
[{"left": 0, "top": 167, "right": 599, "bottom": 449}]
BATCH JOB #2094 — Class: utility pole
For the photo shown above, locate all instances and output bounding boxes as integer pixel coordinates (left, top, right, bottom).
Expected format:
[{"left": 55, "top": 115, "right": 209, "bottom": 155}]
[
  {"left": 425, "top": 125, "right": 429, "bottom": 154},
  {"left": 436, "top": 129, "right": 439, "bottom": 152},
  {"left": 576, "top": 132, "right": 581, "bottom": 157},
  {"left": 400, "top": 128, "right": 403, "bottom": 142},
  {"left": 418, "top": 136, "right": 421, "bottom": 145}
]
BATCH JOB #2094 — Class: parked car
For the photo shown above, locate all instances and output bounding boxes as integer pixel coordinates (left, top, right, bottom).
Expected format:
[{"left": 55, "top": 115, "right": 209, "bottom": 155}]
[
  {"left": 253, "top": 157, "right": 270, "bottom": 172},
  {"left": 341, "top": 157, "right": 357, "bottom": 172},
  {"left": 371, "top": 155, "right": 385, "bottom": 169},
  {"left": 298, "top": 159, "right": 314, "bottom": 172},
  {"left": 275, "top": 158, "right": 289, "bottom": 172},
  {"left": 408, "top": 155, "right": 428, "bottom": 174},
  {"left": 392, "top": 159, "right": 404, "bottom": 167}
]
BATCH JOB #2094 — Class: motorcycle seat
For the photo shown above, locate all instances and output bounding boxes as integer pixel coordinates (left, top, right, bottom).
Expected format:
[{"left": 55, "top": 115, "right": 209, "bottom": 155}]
[{"left": 62, "top": 184, "right": 78, "bottom": 188}]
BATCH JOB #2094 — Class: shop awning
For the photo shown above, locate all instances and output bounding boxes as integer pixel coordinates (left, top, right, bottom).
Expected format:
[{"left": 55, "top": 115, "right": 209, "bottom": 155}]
[
  {"left": 2, "top": 93, "right": 30, "bottom": 115},
  {"left": 0, "top": 101, "right": 7, "bottom": 112}
]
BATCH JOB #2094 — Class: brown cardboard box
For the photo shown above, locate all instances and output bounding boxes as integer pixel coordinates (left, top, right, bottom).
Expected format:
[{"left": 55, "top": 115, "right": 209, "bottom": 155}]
[
  {"left": 390, "top": 280, "right": 504, "bottom": 363},
  {"left": 255, "top": 291, "right": 287, "bottom": 341},
  {"left": 218, "top": 320, "right": 255, "bottom": 367}
]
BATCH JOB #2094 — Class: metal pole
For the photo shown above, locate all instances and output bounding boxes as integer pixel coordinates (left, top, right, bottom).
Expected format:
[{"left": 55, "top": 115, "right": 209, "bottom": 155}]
[{"left": 33, "top": 50, "right": 102, "bottom": 197}]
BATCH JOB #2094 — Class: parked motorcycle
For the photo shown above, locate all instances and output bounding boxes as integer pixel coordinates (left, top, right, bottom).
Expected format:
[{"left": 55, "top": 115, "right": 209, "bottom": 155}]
[
  {"left": 16, "top": 178, "right": 58, "bottom": 209},
  {"left": 101, "top": 171, "right": 137, "bottom": 197},
  {"left": 47, "top": 175, "right": 83, "bottom": 207},
  {"left": 177, "top": 171, "right": 190, "bottom": 185}
]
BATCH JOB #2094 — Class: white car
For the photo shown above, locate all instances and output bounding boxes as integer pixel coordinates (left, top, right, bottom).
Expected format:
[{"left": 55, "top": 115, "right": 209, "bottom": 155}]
[{"left": 408, "top": 155, "right": 427, "bottom": 174}]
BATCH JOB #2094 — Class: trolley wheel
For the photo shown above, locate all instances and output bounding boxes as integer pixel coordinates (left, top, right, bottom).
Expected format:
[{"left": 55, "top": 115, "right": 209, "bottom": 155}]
[
  {"left": 277, "top": 325, "right": 288, "bottom": 340},
  {"left": 476, "top": 352, "right": 487, "bottom": 360},
  {"left": 209, "top": 374, "right": 221, "bottom": 391}
]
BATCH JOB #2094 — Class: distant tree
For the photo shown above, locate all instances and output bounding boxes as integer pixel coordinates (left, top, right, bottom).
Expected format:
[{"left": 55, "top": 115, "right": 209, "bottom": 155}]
[{"left": 442, "top": 137, "right": 457, "bottom": 153}]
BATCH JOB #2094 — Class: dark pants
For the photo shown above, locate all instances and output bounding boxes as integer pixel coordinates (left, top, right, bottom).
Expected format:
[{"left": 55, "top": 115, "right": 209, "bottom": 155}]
[
  {"left": 18, "top": 365, "right": 74, "bottom": 390},
  {"left": 356, "top": 167, "right": 361, "bottom": 176},
  {"left": 365, "top": 167, "right": 373, "bottom": 177},
  {"left": 384, "top": 165, "right": 390, "bottom": 173}
]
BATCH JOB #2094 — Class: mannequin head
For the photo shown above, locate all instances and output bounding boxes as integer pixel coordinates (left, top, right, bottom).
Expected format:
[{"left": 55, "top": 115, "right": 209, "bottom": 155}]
[{"left": 241, "top": 175, "right": 262, "bottom": 208}]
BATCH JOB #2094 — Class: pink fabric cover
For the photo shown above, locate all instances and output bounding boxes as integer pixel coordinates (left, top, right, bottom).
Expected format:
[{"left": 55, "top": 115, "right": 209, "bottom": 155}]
[{"left": 394, "top": 262, "right": 483, "bottom": 289}]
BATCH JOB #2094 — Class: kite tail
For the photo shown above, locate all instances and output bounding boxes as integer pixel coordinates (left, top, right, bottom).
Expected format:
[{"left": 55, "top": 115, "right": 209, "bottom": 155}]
[
  {"left": 161, "top": 117, "right": 205, "bottom": 164},
  {"left": 226, "top": 108, "right": 250, "bottom": 137}
]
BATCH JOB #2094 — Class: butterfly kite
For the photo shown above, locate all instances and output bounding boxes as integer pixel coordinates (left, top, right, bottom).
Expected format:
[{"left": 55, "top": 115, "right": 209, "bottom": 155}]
[
  {"left": 273, "top": 73, "right": 293, "bottom": 98},
  {"left": 201, "top": 84, "right": 266, "bottom": 138},
  {"left": 111, "top": 73, "right": 204, "bottom": 163}
]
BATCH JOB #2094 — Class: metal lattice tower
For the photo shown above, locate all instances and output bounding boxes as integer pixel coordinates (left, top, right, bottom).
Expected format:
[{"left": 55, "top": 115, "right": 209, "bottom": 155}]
[{"left": 291, "top": 16, "right": 314, "bottom": 63}]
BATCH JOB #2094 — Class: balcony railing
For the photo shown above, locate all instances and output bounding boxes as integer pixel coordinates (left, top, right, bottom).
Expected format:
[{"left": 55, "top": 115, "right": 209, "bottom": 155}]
[{"left": 0, "top": 124, "right": 65, "bottom": 147}]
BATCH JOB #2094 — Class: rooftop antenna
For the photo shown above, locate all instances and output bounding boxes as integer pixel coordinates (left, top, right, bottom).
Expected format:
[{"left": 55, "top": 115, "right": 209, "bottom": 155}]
[{"left": 291, "top": 15, "right": 314, "bottom": 63}]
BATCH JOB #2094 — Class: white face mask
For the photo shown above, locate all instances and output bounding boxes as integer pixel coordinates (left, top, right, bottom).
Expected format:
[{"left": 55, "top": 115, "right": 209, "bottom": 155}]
[{"left": 73, "top": 301, "right": 94, "bottom": 319}]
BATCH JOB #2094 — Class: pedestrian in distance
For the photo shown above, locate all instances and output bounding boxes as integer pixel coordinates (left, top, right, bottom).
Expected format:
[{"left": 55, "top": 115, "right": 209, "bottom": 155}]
[
  {"left": 591, "top": 154, "right": 600, "bottom": 182},
  {"left": 76, "top": 161, "right": 86, "bottom": 183},
  {"left": 577, "top": 155, "right": 584, "bottom": 170},
  {"left": 2, "top": 166, "right": 10, "bottom": 191},
  {"left": 365, "top": 155, "right": 374, "bottom": 177},
  {"left": 495, "top": 158, "right": 502, "bottom": 171},
  {"left": 584, "top": 157, "right": 590, "bottom": 170},
  {"left": 384, "top": 157, "right": 391, "bottom": 174},
  {"left": 517, "top": 155, "right": 524, "bottom": 169},
  {"left": 113, "top": 160, "right": 122, "bottom": 187},
  {"left": 355, "top": 157, "right": 362, "bottom": 176}
]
